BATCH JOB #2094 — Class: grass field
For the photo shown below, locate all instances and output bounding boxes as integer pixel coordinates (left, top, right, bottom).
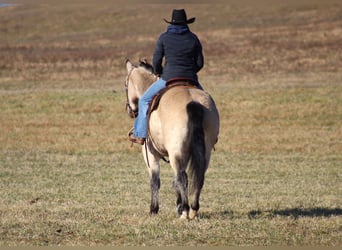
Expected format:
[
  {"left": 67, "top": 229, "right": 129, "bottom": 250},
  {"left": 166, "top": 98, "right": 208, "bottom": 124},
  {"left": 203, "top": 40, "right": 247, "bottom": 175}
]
[{"left": 0, "top": 0, "right": 341, "bottom": 246}]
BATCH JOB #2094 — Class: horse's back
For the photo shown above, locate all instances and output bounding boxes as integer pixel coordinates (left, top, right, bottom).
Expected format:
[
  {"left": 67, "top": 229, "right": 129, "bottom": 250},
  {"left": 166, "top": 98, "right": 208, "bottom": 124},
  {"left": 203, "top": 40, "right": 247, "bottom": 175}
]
[{"left": 160, "top": 87, "right": 216, "bottom": 116}]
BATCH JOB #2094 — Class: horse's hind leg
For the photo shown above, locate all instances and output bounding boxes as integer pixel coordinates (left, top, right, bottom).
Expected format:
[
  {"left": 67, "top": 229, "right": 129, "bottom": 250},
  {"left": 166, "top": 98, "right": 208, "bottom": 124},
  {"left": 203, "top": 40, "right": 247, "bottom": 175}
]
[
  {"left": 188, "top": 166, "right": 205, "bottom": 219},
  {"left": 150, "top": 169, "right": 160, "bottom": 214},
  {"left": 142, "top": 147, "right": 160, "bottom": 215},
  {"left": 171, "top": 156, "right": 189, "bottom": 219},
  {"left": 189, "top": 151, "right": 210, "bottom": 220},
  {"left": 174, "top": 170, "right": 189, "bottom": 218}
]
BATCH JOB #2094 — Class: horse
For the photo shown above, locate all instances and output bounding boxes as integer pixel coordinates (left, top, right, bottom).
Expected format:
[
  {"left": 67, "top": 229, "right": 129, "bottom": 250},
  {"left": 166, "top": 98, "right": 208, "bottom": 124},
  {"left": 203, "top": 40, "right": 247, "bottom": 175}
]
[{"left": 124, "top": 59, "right": 220, "bottom": 219}]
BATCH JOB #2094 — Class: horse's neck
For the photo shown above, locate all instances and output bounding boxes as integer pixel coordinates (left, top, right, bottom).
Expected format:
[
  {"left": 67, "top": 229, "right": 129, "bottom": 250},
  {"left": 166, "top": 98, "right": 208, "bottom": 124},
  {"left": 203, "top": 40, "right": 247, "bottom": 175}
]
[{"left": 139, "top": 76, "right": 158, "bottom": 96}]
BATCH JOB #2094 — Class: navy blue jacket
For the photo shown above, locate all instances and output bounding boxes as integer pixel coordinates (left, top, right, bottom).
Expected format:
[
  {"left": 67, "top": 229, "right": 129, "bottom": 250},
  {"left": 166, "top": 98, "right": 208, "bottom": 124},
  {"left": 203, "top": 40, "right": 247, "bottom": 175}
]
[{"left": 152, "top": 24, "right": 204, "bottom": 82}]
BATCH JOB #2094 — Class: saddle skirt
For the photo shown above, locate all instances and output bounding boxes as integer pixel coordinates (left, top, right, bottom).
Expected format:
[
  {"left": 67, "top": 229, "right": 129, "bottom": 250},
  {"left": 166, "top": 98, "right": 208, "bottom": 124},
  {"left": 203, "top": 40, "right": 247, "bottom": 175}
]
[{"left": 148, "top": 78, "right": 199, "bottom": 116}]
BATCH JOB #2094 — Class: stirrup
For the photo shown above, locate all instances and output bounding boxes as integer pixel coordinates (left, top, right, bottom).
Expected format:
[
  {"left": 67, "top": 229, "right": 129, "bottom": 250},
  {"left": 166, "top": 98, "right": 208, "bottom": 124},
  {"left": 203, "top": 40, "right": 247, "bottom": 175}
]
[
  {"left": 127, "top": 127, "right": 134, "bottom": 137},
  {"left": 127, "top": 128, "right": 145, "bottom": 145}
]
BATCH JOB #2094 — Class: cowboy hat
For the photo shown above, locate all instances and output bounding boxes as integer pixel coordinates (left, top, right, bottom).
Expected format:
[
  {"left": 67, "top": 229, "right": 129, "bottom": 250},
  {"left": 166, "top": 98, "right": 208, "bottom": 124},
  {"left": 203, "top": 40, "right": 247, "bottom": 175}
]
[{"left": 163, "top": 9, "right": 195, "bottom": 25}]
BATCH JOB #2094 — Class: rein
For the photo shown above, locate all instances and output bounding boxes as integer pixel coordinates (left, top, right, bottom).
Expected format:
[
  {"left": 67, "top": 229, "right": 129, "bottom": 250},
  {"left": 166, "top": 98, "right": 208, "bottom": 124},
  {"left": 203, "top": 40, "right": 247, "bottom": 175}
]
[{"left": 125, "top": 67, "right": 138, "bottom": 118}]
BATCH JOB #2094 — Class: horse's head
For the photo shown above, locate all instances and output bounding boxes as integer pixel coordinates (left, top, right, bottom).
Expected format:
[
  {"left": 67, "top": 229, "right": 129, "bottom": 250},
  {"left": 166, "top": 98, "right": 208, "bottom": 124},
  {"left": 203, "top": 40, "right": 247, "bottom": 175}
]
[{"left": 125, "top": 59, "right": 158, "bottom": 118}]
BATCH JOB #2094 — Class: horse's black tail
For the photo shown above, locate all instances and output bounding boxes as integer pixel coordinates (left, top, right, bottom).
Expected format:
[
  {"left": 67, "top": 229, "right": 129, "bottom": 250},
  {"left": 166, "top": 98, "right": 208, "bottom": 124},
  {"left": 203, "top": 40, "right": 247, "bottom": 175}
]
[{"left": 187, "top": 102, "right": 206, "bottom": 201}]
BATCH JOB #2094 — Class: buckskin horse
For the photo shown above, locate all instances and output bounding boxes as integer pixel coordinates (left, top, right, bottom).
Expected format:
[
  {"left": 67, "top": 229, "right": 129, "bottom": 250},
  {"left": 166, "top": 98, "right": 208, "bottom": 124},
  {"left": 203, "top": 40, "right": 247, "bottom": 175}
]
[{"left": 124, "top": 59, "right": 219, "bottom": 219}]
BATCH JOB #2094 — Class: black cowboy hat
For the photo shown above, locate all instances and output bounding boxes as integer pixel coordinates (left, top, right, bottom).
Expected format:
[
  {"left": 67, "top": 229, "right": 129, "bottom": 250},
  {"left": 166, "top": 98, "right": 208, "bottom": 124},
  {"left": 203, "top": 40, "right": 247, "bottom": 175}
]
[{"left": 164, "top": 9, "right": 195, "bottom": 25}]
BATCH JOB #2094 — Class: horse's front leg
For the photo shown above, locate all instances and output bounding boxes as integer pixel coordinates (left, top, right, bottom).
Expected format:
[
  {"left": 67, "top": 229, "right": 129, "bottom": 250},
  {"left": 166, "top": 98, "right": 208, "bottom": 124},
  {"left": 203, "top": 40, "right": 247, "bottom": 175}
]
[{"left": 142, "top": 146, "right": 161, "bottom": 215}]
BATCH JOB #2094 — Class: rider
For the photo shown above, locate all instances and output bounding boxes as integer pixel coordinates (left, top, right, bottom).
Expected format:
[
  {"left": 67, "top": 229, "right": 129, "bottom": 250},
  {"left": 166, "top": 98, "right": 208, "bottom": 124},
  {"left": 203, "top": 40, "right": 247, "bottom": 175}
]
[{"left": 129, "top": 9, "right": 204, "bottom": 145}]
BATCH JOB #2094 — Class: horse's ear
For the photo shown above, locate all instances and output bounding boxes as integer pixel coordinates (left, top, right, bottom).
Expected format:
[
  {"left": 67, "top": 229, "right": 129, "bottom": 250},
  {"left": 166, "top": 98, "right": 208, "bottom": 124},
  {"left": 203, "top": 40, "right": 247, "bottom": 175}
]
[
  {"left": 125, "top": 59, "right": 134, "bottom": 72},
  {"left": 140, "top": 58, "right": 148, "bottom": 64}
]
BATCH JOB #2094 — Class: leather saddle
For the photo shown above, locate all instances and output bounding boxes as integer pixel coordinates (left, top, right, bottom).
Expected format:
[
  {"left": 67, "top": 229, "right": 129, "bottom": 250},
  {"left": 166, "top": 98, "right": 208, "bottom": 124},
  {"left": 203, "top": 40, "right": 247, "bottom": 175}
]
[{"left": 148, "top": 78, "right": 199, "bottom": 115}]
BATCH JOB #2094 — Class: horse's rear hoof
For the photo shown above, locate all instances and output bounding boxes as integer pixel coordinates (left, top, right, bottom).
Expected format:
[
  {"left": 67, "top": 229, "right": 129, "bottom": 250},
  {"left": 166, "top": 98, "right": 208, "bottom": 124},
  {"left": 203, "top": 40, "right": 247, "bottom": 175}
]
[
  {"left": 189, "top": 208, "right": 198, "bottom": 220},
  {"left": 180, "top": 211, "right": 188, "bottom": 220}
]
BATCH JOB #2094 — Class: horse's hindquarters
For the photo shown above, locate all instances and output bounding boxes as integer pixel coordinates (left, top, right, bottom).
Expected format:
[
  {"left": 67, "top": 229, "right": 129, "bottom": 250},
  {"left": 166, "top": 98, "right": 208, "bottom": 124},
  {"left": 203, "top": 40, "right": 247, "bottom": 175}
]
[
  {"left": 148, "top": 87, "right": 219, "bottom": 218},
  {"left": 150, "top": 87, "right": 219, "bottom": 155}
]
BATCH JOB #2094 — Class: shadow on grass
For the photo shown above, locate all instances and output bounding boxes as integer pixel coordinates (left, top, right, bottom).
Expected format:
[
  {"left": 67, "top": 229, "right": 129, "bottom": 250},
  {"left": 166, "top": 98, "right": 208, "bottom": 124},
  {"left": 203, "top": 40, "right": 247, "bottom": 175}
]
[
  {"left": 201, "top": 207, "right": 342, "bottom": 220},
  {"left": 248, "top": 207, "right": 342, "bottom": 219},
  {"left": 200, "top": 209, "right": 235, "bottom": 220}
]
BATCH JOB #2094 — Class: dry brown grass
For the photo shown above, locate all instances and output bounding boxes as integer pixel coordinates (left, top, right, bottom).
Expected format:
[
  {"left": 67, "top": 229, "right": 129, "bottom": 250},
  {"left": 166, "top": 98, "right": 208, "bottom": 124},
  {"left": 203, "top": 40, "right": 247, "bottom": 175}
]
[{"left": 1, "top": 2, "right": 341, "bottom": 86}]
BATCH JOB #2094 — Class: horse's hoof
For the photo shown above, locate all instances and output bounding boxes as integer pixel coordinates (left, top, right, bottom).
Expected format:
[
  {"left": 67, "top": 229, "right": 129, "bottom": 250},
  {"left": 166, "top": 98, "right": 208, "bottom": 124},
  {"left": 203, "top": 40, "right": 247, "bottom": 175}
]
[
  {"left": 180, "top": 211, "right": 189, "bottom": 220},
  {"left": 189, "top": 209, "right": 198, "bottom": 220}
]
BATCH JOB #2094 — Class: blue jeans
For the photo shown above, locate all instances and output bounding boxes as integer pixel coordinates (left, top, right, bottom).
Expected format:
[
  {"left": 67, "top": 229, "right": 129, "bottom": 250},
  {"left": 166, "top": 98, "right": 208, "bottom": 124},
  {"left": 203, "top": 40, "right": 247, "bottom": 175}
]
[{"left": 133, "top": 78, "right": 167, "bottom": 138}]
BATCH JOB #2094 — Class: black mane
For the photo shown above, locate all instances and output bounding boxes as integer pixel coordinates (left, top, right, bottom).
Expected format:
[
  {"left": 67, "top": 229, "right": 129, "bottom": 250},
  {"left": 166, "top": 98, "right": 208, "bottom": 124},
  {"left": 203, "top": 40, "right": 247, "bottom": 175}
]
[{"left": 138, "top": 59, "right": 155, "bottom": 74}]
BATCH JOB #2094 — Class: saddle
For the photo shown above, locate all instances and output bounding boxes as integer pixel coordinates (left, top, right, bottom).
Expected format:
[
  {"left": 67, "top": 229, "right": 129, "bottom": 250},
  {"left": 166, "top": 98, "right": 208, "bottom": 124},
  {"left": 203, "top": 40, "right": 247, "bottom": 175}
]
[{"left": 148, "top": 78, "right": 199, "bottom": 115}]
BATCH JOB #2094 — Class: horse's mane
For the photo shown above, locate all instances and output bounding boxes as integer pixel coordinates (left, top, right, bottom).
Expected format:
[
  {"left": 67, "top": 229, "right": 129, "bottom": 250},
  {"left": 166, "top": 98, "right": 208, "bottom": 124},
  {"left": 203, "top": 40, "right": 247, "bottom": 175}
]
[{"left": 138, "top": 59, "right": 155, "bottom": 74}]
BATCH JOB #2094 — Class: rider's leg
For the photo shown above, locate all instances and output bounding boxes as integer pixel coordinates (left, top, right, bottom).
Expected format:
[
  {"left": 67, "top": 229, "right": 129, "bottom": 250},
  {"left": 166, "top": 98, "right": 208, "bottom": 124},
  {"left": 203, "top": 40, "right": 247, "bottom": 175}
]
[{"left": 133, "top": 78, "right": 167, "bottom": 139}]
